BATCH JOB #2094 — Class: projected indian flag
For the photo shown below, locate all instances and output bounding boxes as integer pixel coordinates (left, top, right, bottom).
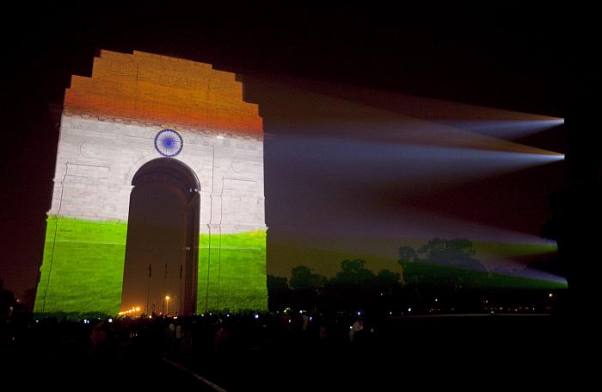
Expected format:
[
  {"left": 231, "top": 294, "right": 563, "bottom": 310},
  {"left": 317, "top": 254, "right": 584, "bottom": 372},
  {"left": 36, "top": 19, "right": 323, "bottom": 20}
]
[{"left": 34, "top": 50, "right": 267, "bottom": 315}]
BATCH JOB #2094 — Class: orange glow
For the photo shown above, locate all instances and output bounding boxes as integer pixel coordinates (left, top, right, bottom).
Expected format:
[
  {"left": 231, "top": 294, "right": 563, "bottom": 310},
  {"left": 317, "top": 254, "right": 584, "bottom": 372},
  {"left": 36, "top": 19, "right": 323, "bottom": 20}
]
[
  {"left": 64, "top": 50, "right": 263, "bottom": 137},
  {"left": 118, "top": 305, "right": 142, "bottom": 316}
]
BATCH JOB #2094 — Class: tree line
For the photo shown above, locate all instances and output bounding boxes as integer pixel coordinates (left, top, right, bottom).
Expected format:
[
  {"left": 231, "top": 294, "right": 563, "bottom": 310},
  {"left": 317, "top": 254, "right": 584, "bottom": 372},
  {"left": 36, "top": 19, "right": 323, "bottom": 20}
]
[{"left": 269, "top": 238, "right": 483, "bottom": 292}]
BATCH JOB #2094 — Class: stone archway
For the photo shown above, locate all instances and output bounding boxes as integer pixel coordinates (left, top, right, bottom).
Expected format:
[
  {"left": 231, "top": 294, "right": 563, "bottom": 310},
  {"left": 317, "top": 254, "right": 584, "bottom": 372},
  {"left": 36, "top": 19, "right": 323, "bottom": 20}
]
[{"left": 120, "top": 158, "right": 200, "bottom": 315}]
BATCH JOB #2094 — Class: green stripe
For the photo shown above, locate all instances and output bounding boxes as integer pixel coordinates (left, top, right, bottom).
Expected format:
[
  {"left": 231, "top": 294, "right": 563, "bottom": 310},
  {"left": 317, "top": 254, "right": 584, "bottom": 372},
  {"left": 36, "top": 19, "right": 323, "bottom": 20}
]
[{"left": 34, "top": 216, "right": 267, "bottom": 315}]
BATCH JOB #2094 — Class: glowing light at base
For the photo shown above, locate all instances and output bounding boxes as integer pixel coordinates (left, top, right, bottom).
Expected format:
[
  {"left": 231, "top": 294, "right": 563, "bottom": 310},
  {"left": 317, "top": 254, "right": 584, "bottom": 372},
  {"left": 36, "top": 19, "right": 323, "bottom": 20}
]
[{"left": 118, "top": 306, "right": 142, "bottom": 317}]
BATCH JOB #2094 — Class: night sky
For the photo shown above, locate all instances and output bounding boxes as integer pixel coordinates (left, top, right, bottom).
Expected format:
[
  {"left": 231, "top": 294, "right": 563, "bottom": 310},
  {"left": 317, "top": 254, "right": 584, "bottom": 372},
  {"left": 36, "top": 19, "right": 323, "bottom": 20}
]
[{"left": 2, "top": 4, "right": 600, "bottom": 297}]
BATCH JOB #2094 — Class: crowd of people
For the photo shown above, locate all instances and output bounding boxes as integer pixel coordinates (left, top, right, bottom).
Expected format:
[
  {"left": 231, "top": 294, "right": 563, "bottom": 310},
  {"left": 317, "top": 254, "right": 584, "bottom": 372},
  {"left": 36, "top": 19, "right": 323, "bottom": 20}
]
[{"left": 1, "top": 283, "right": 570, "bottom": 389}]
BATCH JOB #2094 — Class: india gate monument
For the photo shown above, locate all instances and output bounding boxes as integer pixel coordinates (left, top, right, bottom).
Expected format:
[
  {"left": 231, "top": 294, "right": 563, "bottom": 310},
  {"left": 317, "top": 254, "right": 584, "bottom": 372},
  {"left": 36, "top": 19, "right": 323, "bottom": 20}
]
[{"left": 34, "top": 50, "right": 267, "bottom": 315}]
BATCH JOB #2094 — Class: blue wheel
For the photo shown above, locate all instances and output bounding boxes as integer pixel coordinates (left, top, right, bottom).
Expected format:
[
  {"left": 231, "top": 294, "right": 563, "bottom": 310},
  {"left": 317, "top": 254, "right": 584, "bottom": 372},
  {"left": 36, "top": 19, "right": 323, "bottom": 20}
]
[{"left": 154, "top": 129, "right": 183, "bottom": 157}]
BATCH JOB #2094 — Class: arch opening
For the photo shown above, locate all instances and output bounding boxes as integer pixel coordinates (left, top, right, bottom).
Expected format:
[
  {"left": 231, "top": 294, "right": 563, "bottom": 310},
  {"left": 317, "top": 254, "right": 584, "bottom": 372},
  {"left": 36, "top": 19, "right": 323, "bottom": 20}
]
[{"left": 121, "top": 158, "right": 199, "bottom": 315}]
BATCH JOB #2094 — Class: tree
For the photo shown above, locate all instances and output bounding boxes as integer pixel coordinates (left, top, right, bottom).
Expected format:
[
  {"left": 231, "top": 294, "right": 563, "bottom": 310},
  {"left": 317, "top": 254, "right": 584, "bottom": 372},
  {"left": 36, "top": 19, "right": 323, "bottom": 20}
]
[
  {"left": 331, "top": 259, "right": 375, "bottom": 288},
  {"left": 289, "top": 266, "right": 327, "bottom": 290},
  {"left": 267, "top": 275, "right": 289, "bottom": 290},
  {"left": 399, "top": 246, "right": 418, "bottom": 263},
  {"left": 418, "top": 238, "right": 484, "bottom": 271},
  {"left": 374, "top": 269, "right": 401, "bottom": 294},
  {"left": 0, "top": 278, "right": 16, "bottom": 320},
  {"left": 398, "top": 238, "right": 486, "bottom": 288},
  {"left": 375, "top": 269, "right": 401, "bottom": 287}
]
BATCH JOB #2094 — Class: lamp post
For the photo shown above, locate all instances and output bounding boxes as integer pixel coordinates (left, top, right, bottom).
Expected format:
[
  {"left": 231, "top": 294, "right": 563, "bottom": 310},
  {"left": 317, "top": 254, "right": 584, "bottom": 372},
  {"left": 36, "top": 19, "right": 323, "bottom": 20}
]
[{"left": 165, "top": 295, "right": 171, "bottom": 315}]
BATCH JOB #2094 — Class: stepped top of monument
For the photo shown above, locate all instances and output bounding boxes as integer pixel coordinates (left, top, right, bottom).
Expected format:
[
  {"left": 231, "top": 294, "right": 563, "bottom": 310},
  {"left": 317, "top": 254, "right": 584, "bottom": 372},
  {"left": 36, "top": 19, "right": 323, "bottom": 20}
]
[{"left": 64, "top": 50, "right": 263, "bottom": 138}]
